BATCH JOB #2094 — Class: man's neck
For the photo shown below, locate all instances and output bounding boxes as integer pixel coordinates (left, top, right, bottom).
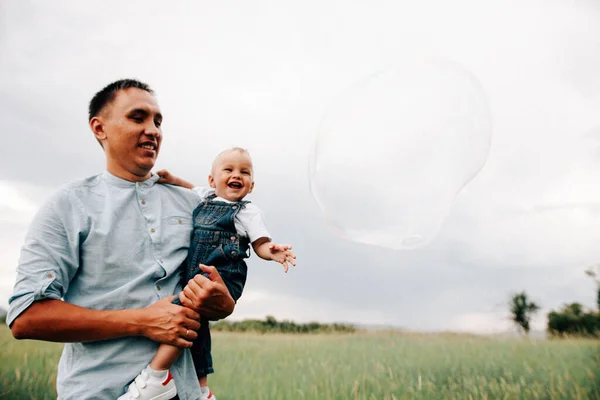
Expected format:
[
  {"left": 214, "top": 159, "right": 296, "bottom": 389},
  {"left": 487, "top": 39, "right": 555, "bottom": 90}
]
[{"left": 106, "top": 165, "right": 152, "bottom": 183}]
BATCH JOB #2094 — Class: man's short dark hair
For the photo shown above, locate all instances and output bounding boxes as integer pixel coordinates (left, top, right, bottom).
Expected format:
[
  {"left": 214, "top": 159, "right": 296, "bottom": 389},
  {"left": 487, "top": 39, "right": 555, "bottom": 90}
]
[{"left": 88, "top": 79, "right": 154, "bottom": 121}]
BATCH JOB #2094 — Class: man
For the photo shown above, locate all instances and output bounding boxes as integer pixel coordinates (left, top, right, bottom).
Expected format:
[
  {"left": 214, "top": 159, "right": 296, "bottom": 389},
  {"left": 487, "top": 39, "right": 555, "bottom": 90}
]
[{"left": 7, "top": 79, "right": 235, "bottom": 400}]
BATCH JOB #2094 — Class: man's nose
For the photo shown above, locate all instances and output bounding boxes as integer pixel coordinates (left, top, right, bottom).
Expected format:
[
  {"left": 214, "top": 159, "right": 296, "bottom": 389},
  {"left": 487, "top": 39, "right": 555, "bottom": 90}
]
[{"left": 144, "top": 123, "right": 161, "bottom": 138}]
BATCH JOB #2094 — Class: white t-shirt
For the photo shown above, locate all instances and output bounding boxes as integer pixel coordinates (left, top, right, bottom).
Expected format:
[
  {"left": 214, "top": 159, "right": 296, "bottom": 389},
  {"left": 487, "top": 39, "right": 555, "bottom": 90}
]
[{"left": 192, "top": 187, "right": 271, "bottom": 244}]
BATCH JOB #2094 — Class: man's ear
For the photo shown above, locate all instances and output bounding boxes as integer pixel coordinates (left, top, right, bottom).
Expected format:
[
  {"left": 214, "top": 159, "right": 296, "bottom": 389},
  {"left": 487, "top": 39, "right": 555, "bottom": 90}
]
[
  {"left": 90, "top": 117, "right": 107, "bottom": 143},
  {"left": 208, "top": 174, "right": 216, "bottom": 188}
]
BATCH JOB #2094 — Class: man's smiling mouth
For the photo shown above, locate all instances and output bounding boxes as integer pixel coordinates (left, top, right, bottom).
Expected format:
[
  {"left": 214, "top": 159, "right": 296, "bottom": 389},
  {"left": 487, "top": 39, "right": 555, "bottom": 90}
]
[{"left": 139, "top": 143, "right": 156, "bottom": 151}]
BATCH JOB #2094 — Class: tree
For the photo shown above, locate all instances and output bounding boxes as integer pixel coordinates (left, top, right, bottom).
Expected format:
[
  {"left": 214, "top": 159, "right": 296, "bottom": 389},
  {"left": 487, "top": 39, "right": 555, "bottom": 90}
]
[
  {"left": 509, "top": 291, "right": 540, "bottom": 336},
  {"left": 584, "top": 264, "right": 600, "bottom": 312}
]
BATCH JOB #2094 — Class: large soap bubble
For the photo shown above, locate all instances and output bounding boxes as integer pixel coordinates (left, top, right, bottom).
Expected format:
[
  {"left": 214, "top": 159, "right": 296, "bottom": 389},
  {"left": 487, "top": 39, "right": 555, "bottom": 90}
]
[{"left": 309, "top": 59, "right": 492, "bottom": 250}]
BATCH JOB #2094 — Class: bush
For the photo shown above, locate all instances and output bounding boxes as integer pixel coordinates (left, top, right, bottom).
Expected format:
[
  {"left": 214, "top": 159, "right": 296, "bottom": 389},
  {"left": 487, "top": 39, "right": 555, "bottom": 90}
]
[
  {"left": 547, "top": 303, "right": 600, "bottom": 338},
  {"left": 210, "top": 316, "right": 356, "bottom": 334}
]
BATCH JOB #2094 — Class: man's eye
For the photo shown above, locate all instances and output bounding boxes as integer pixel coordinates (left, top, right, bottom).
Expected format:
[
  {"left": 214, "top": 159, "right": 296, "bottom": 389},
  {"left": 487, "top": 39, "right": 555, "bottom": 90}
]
[
  {"left": 155, "top": 120, "right": 162, "bottom": 128},
  {"left": 131, "top": 116, "right": 143, "bottom": 123}
]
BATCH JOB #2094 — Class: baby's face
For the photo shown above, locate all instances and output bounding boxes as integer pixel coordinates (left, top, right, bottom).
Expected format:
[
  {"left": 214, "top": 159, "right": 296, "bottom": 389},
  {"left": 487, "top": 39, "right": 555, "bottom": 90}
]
[{"left": 209, "top": 151, "right": 254, "bottom": 202}]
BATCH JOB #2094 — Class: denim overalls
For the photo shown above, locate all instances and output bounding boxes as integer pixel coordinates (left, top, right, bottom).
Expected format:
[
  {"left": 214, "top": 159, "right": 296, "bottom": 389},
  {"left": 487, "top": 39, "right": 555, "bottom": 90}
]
[{"left": 172, "top": 194, "right": 251, "bottom": 376}]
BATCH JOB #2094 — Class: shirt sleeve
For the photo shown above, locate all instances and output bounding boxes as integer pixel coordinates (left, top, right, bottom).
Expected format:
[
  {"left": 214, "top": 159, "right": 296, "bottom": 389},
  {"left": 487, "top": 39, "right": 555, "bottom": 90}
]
[
  {"left": 6, "top": 189, "right": 86, "bottom": 327},
  {"left": 191, "top": 186, "right": 215, "bottom": 201},
  {"left": 238, "top": 203, "right": 271, "bottom": 244}
]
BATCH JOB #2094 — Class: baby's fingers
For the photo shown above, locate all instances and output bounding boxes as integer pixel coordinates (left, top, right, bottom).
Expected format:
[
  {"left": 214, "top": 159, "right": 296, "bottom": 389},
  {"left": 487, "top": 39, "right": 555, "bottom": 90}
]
[
  {"left": 287, "top": 255, "right": 296, "bottom": 267},
  {"left": 269, "top": 243, "right": 293, "bottom": 252}
]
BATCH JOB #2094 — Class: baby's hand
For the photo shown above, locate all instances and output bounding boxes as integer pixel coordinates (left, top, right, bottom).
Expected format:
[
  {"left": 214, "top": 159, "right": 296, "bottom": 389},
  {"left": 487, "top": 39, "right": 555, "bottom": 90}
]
[
  {"left": 268, "top": 243, "right": 296, "bottom": 273},
  {"left": 157, "top": 169, "right": 178, "bottom": 185},
  {"left": 156, "top": 170, "right": 195, "bottom": 189}
]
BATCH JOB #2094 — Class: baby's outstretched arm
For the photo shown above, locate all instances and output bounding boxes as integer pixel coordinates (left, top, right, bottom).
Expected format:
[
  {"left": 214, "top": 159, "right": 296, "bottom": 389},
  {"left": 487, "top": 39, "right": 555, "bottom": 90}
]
[
  {"left": 252, "top": 238, "right": 296, "bottom": 273},
  {"left": 156, "top": 169, "right": 195, "bottom": 189}
]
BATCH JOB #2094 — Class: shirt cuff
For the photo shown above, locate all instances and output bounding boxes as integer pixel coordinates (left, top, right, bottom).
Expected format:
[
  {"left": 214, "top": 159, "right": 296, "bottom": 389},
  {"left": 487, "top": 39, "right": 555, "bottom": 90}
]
[{"left": 6, "top": 271, "right": 61, "bottom": 327}]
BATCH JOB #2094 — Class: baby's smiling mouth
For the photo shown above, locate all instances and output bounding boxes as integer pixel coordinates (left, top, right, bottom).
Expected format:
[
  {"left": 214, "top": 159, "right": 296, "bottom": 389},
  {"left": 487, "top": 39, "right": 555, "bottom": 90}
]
[{"left": 228, "top": 182, "right": 243, "bottom": 189}]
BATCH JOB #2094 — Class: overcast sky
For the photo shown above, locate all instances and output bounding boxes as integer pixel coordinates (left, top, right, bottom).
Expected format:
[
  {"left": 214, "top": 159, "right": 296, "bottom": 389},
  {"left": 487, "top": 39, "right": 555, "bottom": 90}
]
[{"left": 1, "top": 0, "right": 599, "bottom": 334}]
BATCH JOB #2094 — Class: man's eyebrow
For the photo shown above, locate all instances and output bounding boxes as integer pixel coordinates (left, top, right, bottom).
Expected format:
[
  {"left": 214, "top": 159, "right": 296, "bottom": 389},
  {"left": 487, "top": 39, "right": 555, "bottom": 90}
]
[{"left": 127, "top": 108, "right": 149, "bottom": 116}]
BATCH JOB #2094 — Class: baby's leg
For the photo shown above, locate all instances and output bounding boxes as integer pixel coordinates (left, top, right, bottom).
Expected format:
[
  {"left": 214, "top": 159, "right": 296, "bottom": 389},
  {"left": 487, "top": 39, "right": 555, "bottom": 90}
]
[
  {"left": 151, "top": 344, "right": 184, "bottom": 371},
  {"left": 191, "top": 317, "right": 214, "bottom": 380},
  {"left": 190, "top": 318, "right": 215, "bottom": 399}
]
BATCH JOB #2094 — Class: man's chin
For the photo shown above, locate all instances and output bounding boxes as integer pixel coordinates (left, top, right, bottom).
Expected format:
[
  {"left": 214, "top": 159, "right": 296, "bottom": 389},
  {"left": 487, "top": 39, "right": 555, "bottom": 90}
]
[
  {"left": 137, "top": 158, "right": 157, "bottom": 171},
  {"left": 132, "top": 163, "right": 155, "bottom": 179}
]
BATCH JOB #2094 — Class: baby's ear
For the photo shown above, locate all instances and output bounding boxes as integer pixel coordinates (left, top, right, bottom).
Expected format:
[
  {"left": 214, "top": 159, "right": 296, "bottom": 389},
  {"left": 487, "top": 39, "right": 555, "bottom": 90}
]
[
  {"left": 208, "top": 174, "right": 216, "bottom": 188},
  {"left": 248, "top": 181, "right": 255, "bottom": 193}
]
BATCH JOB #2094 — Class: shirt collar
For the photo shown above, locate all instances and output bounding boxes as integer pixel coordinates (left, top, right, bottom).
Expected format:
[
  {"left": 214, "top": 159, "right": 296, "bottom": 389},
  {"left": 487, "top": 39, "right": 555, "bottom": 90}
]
[{"left": 102, "top": 171, "right": 160, "bottom": 188}]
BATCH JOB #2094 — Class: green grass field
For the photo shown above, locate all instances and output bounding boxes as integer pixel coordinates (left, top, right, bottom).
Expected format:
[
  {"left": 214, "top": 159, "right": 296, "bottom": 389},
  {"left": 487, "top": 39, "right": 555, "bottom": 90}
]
[{"left": 0, "top": 326, "right": 598, "bottom": 399}]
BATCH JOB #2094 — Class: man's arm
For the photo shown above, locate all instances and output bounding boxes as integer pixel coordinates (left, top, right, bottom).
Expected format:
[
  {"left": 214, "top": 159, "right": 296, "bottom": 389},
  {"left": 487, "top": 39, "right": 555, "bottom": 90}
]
[
  {"left": 10, "top": 297, "right": 202, "bottom": 348},
  {"left": 10, "top": 264, "right": 237, "bottom": 346}
]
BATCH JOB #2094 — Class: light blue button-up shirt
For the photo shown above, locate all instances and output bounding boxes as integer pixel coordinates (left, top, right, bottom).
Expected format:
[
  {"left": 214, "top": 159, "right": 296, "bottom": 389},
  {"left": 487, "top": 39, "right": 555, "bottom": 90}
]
[{"left": 7, "top": 171, "right": 204, "bottom": 400}]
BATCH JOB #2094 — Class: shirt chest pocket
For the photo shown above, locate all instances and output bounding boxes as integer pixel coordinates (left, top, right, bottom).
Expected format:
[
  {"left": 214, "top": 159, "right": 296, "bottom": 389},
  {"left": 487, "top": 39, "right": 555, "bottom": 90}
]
[{"left": 161, "top": 216, "right": 193, "bottom": 252}]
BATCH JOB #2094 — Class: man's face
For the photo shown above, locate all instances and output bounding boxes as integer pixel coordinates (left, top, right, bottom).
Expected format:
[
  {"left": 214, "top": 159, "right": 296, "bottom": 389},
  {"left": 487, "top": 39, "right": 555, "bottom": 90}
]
[
  {"left": 91, "top": 88, "right": 163, "bottom": 181},
  {"left": 209, "top": 151, "right": 255, "bottom": 202}
]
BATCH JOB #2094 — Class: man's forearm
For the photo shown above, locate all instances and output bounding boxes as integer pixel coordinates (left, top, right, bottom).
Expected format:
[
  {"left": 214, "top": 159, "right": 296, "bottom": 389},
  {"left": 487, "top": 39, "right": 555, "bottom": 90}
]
[{"left": 11, "top": 299, "right": 143, "bottom": 343}]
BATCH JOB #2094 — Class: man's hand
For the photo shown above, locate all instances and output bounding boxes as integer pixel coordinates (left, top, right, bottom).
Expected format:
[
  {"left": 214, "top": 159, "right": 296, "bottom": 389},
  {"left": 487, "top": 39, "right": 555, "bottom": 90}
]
[
  {"left": 267, "top": 243, "right": 296, "bottom": 273},
  {"left": 156, "top": 169, "right": 195, "bottom": 189},
  {"left": 179, "top": 264, "right": 235, "bottom": 320},
  {"left": 139, "top": 296, "right": 201, "bottom": 348}
]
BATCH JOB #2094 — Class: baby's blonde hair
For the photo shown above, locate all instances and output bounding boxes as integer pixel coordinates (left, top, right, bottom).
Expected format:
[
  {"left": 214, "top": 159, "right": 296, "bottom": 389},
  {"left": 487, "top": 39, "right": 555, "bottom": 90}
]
[
  {"left": 217, "top": 146, "right": 250, "bottom": 158},
  {"left": 211, "top": 146, "right": 253, "bottom": 174}
]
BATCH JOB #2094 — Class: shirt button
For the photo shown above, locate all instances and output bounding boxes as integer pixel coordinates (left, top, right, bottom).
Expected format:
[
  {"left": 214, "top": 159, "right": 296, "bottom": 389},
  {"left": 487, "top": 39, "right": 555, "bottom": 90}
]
[
  {"left": 141, "top": 200, "right": 146, "bottom": 205},
  {"left": 232, "top": 205, "right": 238, "bottom": 210},
  {"left": 150, "top": 228, "right": 155, "bottom": 233},
  {"left": 46, "top": 273, "right": 53, "bottom": 279},
  {"left": 156, "top": 285, "right": 161, "bottom": 291},
  {"left": 177, "top": 219, "right": 182, "bottom": 224},
  {"left": 230, "top": 236, "right": 236, "bottom": 241},
  {"left": 231, "top": 251, "right": 237, "bottom": 256}
]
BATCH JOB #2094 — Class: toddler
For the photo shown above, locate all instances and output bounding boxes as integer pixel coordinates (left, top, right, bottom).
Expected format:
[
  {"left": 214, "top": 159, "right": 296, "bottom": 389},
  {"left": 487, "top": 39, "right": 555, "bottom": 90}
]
[{"left": 119, "top": 147, "right": 296, "bottom": 400}]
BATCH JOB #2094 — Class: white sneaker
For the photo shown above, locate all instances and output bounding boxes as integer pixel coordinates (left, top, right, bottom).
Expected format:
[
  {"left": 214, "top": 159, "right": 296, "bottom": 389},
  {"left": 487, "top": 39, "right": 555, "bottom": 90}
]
[
  {"left": 200, "top": 387, "right": 216, "bottom": 400},
  {"left": 117, "top": 366, "right": 177, "bottom": 400}
]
